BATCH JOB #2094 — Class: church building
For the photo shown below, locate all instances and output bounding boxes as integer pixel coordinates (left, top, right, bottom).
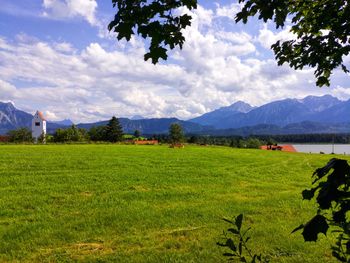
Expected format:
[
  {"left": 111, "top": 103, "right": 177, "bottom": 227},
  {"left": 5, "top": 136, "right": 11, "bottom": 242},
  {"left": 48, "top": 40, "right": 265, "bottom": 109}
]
[{"left": 32, "top": 111, "right": 46, "bottom": 143}]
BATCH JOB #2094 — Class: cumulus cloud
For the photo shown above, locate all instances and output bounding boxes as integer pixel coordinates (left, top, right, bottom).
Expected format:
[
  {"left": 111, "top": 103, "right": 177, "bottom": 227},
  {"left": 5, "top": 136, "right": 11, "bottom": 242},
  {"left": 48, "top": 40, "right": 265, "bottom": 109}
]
[
  {"left": 42, "top": 0, "right": 98, "bottom": 25},
  {"left": 215, "top": 3, "right": 243, "bottom": 20},
  {"left": 257, "top": 24, "right": 296, "bottom": 49},
  {"left": 0, "top": 79, "right": 17, "bottom": 101}
]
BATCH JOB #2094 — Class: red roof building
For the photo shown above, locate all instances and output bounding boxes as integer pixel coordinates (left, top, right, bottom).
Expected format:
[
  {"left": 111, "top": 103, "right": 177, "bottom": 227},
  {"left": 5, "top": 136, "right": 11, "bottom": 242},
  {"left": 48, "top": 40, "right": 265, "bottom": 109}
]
[{"left": 260, "top": 144, "right": 296, "bottom": 152}]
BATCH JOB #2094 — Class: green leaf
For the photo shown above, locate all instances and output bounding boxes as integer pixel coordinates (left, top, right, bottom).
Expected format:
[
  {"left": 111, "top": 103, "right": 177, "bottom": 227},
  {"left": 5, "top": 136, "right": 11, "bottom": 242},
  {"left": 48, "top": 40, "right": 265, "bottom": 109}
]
[
  {"left": 332, "top": 251, "right": 346, "bottom": 262},
  {"left": 228, "top": 228, "right": 240, "bottom": 235},
  {"left": 302, "top": 215, "right": 329, "bottom": 242},
  {"left": 235, "top": 214, "right": 243, "bottom": 230},
  {"left": 291, "top": 224, "right": 304, "bottom": 234},
  {"left": 333, "top": 209, "right": 346, "bottom": 223},
  {"left": 302, "top": 188, "right": 317, "bottom": 200},
  {"left": 316, "top": 76, "right": 330, "bottom": 87},
  {"left": 222, "top": 218, "right": 233, "bottom": 224},
  {"left": 225, "top": 238, "right": 237, "bottom": 252},
  {"left": 144, "top": 47, "right": 168, "bottom": 64}
]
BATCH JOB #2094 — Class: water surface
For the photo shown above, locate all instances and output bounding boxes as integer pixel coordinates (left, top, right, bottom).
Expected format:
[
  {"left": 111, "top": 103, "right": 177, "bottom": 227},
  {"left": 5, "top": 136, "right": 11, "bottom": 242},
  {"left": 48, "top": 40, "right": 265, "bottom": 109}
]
[{"left": 290, "top": 144, "right": 350, "bottom": 155}]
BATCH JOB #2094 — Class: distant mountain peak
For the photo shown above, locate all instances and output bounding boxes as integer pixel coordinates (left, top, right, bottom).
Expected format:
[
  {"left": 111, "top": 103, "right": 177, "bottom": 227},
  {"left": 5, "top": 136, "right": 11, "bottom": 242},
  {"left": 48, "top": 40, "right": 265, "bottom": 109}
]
[
  {"left": 131, "top": 115, "right": 145, "bottom": 120},
  {"left": 219, "top": 101, "right": 254, "bottom": 113},
  {"left": 51, "top": 119, "right": 74, "bottom": 126},
  {"left": 0, "top": 95, "right": 348, "bottom": 135},
  {"left": 300, "top": 94, "right": 341, "bottom": 112},
  {"left": 304, "top": 94, "right": 336, "bottom": 99},
  {"left": 0, "top": 101, "right": 15, "bottom": 111}
]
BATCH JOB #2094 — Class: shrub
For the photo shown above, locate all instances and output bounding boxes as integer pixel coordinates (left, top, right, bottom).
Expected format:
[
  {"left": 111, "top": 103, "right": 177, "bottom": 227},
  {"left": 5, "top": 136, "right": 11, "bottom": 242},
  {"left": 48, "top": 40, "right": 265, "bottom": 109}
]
[{"left": 7, "top": 128, "right": 33, "bottom": 143}]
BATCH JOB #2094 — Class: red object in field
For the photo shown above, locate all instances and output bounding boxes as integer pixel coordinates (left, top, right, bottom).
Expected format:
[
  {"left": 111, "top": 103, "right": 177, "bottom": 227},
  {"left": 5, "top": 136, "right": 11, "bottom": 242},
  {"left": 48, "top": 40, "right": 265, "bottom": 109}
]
[
  {"left": 134, "top": 140, "right": 159, "bottom": 145},
  {"left": 260, "top": 144, "right": 296, "bottom": 152},
  {"left": 169, "top": 143, "right": 184, "bottom": 148},
  {"left": 0, "top": 136, "right": 9, "bottom": 142}
]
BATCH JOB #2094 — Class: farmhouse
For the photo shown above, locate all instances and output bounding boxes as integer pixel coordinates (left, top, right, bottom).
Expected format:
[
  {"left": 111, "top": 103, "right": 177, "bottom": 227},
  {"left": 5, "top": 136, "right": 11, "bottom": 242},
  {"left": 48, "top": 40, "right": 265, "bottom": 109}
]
[{"left": 32, "top": 111, "right": 46, "bottom": 143}]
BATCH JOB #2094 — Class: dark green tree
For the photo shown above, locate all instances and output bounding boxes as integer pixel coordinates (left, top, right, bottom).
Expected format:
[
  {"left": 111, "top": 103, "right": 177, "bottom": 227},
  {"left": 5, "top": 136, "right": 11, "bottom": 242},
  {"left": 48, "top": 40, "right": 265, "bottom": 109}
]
[
  {"left": 7, "top": 128, "right": 33, "bottom": 143},
  {"left": 66, "top": 125, "right": 81, "bottom": 141},
  {"left": 245, "top": 138, "right": 263, "bottom": 149},
  {"left": 169, "top": 123, "right": 184, "bottom": 144},
  {"left": 88, "top": 126, "right": 107, "bottom": 141},
  {"left": 109, "top": 0, "right": 350, "bottom": 86},
  {"left": 134, "top": 129, "right": 141, "bottom": 138},
  {"left": 188, "top": 135, "right": 198, "bottom": 144},
  {"left": 53, "top": 126, "right": 88, "bottom": 142},
  {"left": 105, "top": 116, "right": 124, "bottom": 142}
]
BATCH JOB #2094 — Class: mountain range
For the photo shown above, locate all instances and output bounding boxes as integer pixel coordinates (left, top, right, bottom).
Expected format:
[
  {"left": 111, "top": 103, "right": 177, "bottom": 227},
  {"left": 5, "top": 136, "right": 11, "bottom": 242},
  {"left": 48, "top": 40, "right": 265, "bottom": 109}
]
[
  {"left": 189, "top": 95, "right": 349, "bottom": 129},
  {"left": 0, "top": 95, "right": 349, "bottom": 136},
  {"left": 0, "top": 102, "right": 72, "bottom": 135}
]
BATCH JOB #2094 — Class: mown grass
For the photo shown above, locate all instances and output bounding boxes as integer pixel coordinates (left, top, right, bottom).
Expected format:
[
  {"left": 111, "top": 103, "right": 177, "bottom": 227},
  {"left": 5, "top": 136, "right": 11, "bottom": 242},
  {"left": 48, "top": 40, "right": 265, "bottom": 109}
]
[{"left": 0, "top": 145, "right": 349, "bottom": 262}]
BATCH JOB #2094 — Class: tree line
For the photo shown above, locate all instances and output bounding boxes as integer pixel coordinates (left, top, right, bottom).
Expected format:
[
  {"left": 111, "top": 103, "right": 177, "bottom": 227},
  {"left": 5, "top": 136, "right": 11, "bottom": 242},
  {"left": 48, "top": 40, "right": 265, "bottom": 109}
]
[
  {"left": 5, "top": 116, "right": 124, "bottom": 143},
  {"left": 5, "top": 120, "right": 350, "bottom": 146}
]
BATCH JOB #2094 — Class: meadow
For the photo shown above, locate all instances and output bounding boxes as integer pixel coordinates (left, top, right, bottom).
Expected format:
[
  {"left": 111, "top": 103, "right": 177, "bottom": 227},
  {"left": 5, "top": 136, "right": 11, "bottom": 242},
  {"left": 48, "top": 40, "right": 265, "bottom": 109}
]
[{"left": 0, "top": 145, "right": 349, "bottom": 262}]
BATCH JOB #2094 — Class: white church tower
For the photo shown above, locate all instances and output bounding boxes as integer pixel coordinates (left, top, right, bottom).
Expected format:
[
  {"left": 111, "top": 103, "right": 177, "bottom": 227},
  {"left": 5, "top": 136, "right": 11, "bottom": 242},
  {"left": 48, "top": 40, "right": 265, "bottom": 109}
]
[{"left": 32, "top": 111, "right": 46, "bottom": 143}]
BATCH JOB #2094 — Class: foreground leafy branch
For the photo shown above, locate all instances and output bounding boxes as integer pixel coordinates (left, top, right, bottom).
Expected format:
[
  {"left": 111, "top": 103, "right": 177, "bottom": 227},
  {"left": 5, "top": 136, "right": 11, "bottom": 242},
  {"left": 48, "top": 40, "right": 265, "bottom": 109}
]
[
  {"left": 293, "top": 158, "right": 350, "bottom": 262},
  {"left": 217, "top": 214, "right": 269, "bottom": 262},
  {"left": 109, "top": 0, "right": 196, "bottom": 64},
  {"left": 236, "top": 0, "right": 350, "bottom": 87}
]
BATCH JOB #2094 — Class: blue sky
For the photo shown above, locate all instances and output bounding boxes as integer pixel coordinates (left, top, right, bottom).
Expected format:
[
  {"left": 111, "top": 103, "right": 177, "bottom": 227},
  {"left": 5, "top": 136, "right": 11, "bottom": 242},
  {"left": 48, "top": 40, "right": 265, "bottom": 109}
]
[{"left": 0, "top": 0, "right": 349, "bottom": 123}]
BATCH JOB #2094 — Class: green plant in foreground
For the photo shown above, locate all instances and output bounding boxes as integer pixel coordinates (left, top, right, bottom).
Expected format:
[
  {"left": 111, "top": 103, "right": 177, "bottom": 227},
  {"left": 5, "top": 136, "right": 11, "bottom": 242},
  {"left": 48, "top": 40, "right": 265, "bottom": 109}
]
[
  {"left": 293, "top": 158, "right": 350, "bottom": 262},
  {"left": 217, "top": 214, "right": 269, "bottom": 262}
]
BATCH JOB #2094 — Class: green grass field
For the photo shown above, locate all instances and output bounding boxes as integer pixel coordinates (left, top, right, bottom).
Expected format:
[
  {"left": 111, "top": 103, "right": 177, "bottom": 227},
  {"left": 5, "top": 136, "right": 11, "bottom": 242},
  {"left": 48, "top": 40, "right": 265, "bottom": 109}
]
[{"left": 0, "top": 145, "right": 349, "bottom": 262}]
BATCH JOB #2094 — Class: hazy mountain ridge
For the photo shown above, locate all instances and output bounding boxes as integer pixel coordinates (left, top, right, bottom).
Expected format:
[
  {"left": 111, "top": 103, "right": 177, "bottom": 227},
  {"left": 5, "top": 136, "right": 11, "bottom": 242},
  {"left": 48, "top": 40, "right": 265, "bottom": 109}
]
[
  {"left": 0, "top": 103, "right": 211, "bottom": 135},
  {"left": 0, "top": 95, "right": 349, "bottom": 136},
  {"left": 78, "top": 118, "right": 212, "bottom": 134},
  {"left": 190, "top": 101, "right": 254, "bottom": 127},
  {"left": 0, "top": 103, "right": 74, "bottom": 134},
  {"left": 0, "top": 102, "right": 33, "bottom": 134},
  {"left": 190, "top": 95, "right": 349, "bottom": 129},
  {"left": 299, "top": 95, "right": 342, "bottom": 112},
  {"left": 202, "top": 121, "right": 350, "bottom": 136},
  {"left": 51, "top": 119, "right": 74, "bottom": 126}
]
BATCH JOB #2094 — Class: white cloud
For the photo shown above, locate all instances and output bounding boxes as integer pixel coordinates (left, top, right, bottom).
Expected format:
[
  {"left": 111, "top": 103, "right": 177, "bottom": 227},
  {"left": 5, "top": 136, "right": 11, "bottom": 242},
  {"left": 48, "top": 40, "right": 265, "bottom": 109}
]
[
  {"left": 42, "top": 0, "right": 98, "bottom": 25},
  {"left": 257, "top": 24, "right": 296, "bottom": 49},
  {"left": 215, "top": 3, "right": 242, "bottom": 20},
  {"left": 332, "top": 86, "right": 350, "bottom": 100},
  {"left": 0, "top": 80, "right": 17, "bottom": 101},
  {"left": 0, "top": 3, "right": 348, "bottom": 123}
]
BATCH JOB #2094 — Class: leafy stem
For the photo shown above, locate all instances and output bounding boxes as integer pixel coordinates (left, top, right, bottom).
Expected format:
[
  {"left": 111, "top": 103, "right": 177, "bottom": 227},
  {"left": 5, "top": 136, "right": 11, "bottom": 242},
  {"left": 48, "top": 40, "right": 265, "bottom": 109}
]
[{"left": 217, "top": 214, "right": 269, "bottom": 263}]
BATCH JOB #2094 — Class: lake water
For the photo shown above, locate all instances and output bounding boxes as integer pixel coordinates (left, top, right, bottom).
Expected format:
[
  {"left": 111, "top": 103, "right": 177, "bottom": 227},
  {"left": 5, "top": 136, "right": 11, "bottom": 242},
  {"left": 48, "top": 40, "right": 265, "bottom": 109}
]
[{"left": 289, "top": 144, "right": 350, "bottom": 155}]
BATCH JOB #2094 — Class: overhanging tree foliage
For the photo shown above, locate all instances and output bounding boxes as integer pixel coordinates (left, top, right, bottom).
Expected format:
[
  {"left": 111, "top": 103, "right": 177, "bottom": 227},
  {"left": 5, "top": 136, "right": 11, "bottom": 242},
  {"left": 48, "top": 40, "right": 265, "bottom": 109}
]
[
  {"left": 109, "top": 0, "right": 196, "bottom": 64},
  {"left": 109, "top": 0, "right": 350, "bottom": 86},
  {"left": 293, "top": 158, "right": 350, "bottom": 262}
]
